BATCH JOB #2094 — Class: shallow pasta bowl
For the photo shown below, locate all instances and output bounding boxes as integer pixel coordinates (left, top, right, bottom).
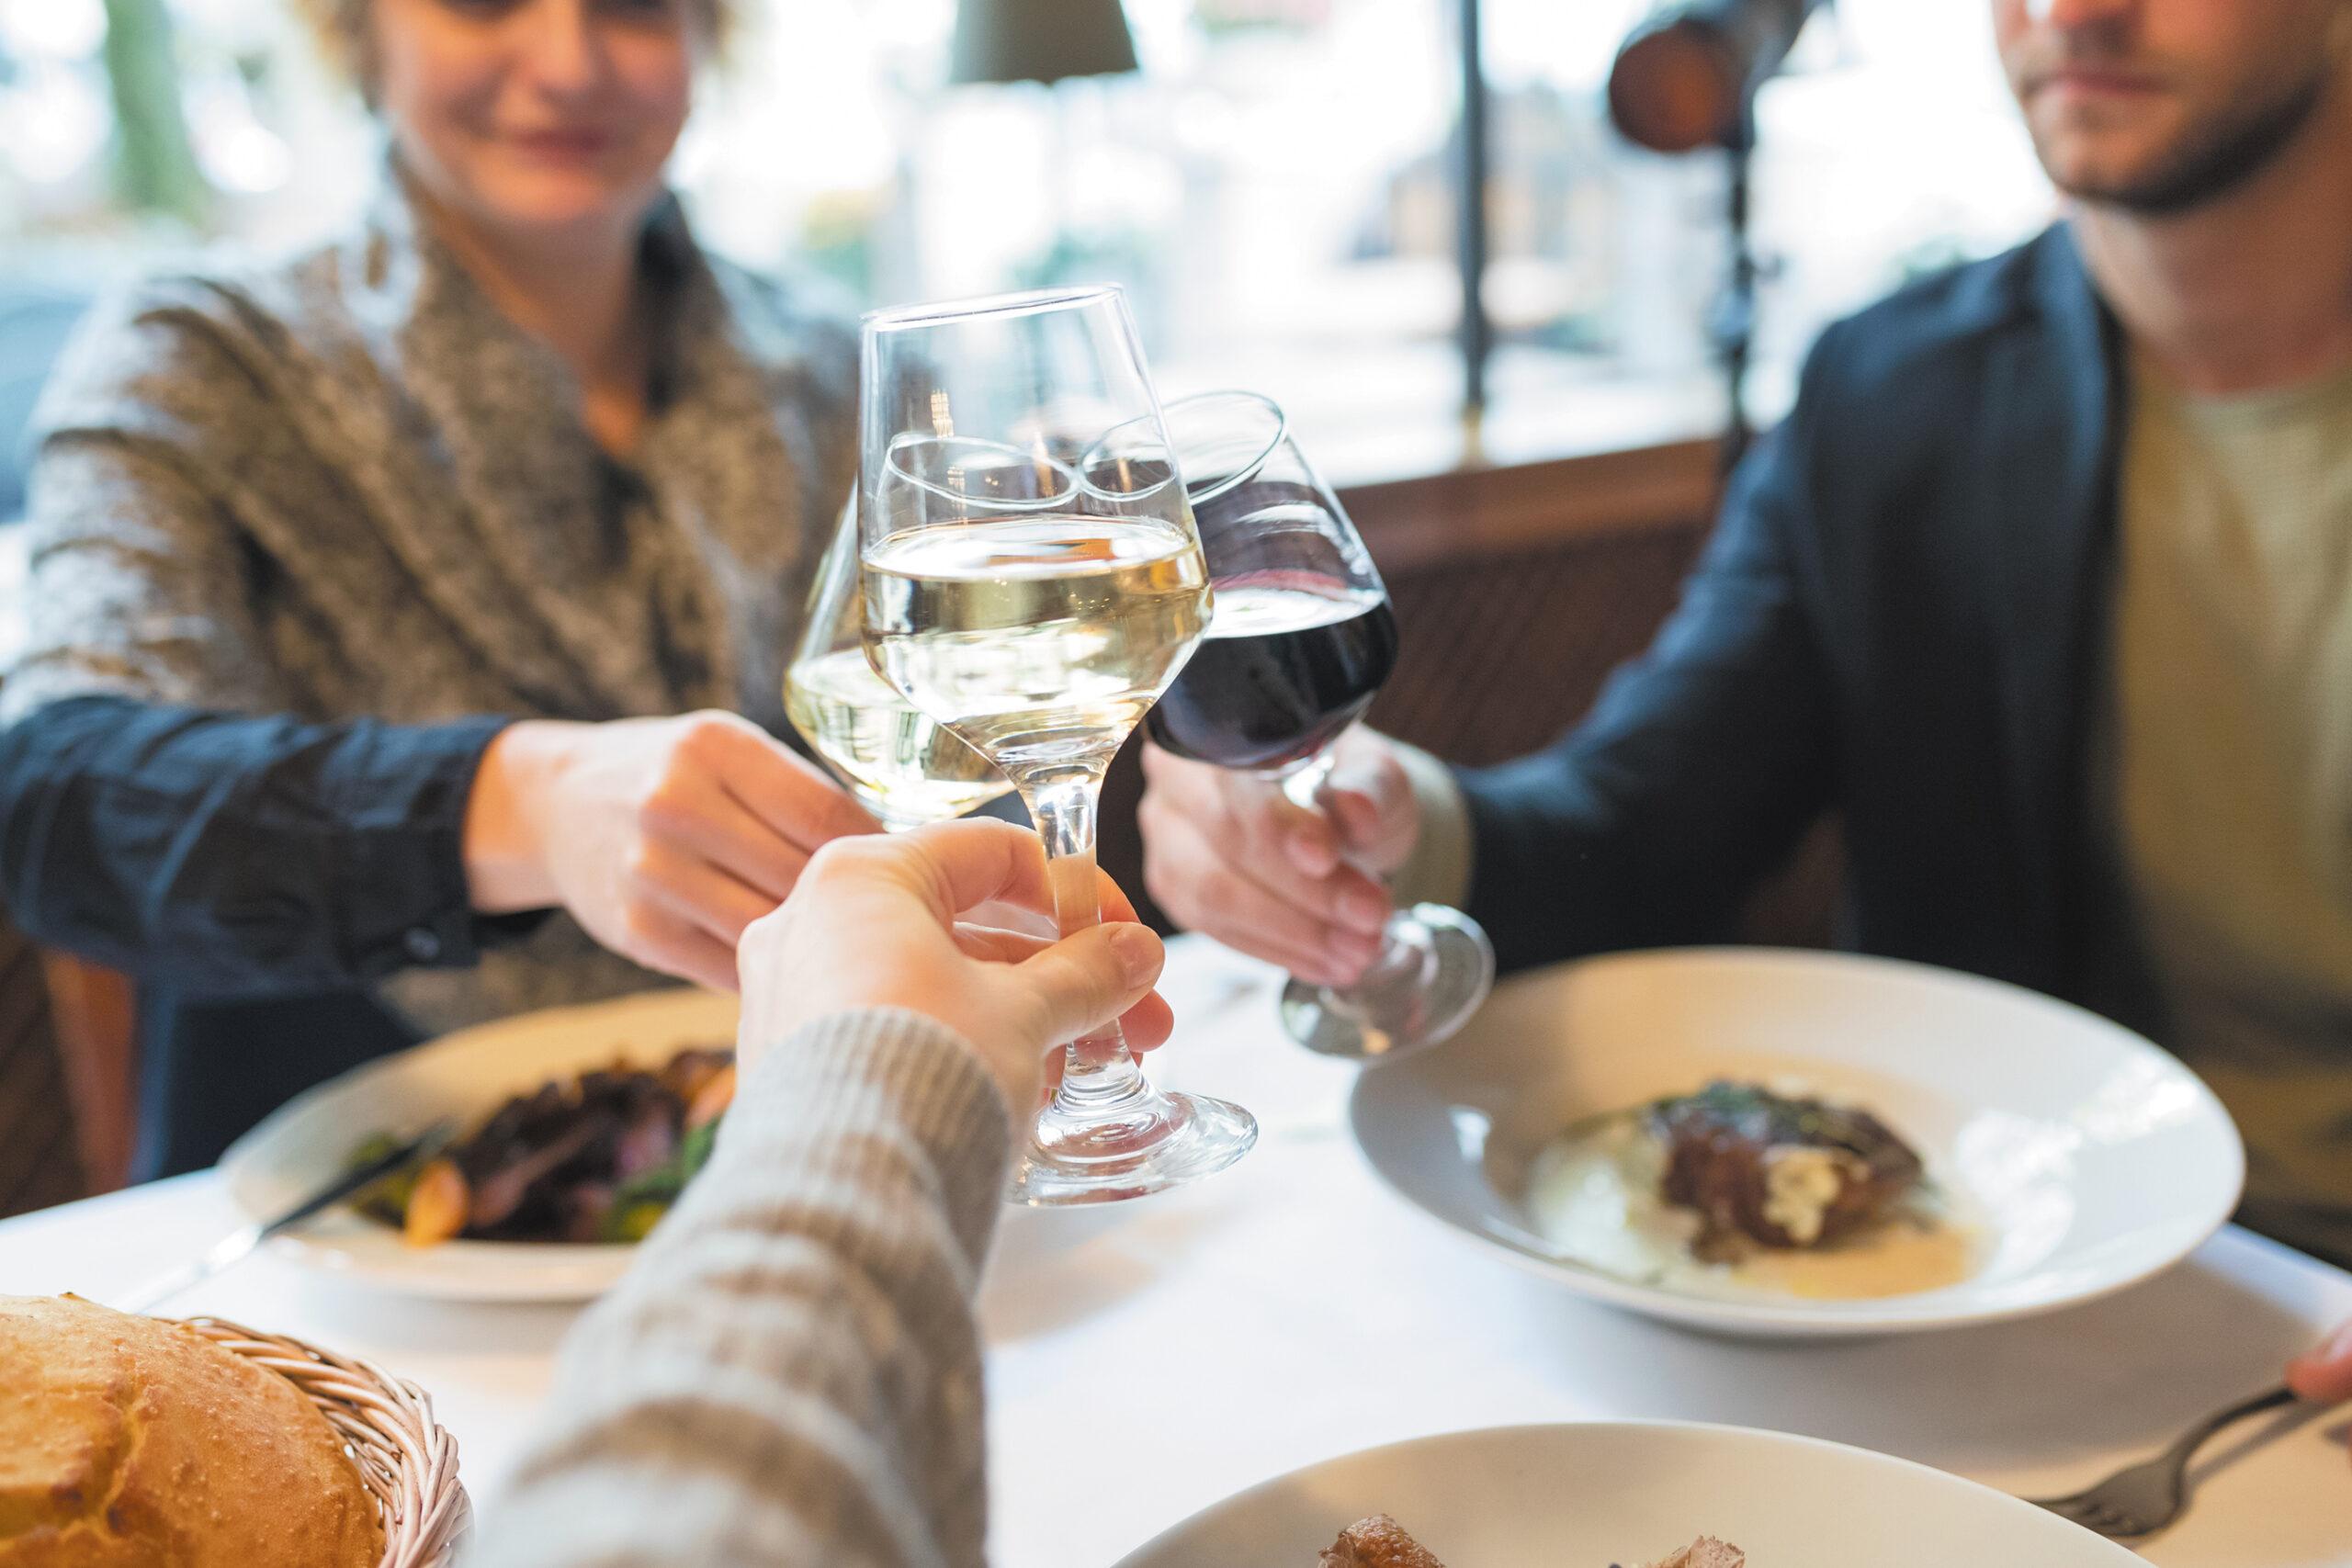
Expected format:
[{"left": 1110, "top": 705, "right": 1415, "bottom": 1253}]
[
  {"left": 220, "top": 987, "right": 740, "bottom": 1302},
  {"left": 1348, "top": 947, "right": 2243, "bottom": 1338},
  {"left": 1113, "top": 1421, "right": 2141, "bottom": 1566}
]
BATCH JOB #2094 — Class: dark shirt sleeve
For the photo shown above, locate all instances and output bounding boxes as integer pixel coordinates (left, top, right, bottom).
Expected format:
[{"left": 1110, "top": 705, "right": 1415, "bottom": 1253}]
[
  {"left": 0, "top": 694, "right": 545, "bottom": 994},
  {"left": 1456, "top": 331, "right": 1846, "bottom": 974}
]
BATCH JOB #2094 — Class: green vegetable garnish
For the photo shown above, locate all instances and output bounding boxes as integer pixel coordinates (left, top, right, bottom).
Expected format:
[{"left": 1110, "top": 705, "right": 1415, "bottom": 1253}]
[
  {"left": 345, "top": 1131, "right": 426, "bottom": 1223},
  {"left": 601, "top": 1200, "right": 669, "bottom": 1244}
]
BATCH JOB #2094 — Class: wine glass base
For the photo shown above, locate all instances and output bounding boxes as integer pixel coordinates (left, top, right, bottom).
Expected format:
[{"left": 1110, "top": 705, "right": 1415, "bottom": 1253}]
[
  {"left": 1009, "top": 1089, "right": 1258, "bottom": 1206},
  {"left": 1279, "top": 903, "right": 1496, "bottom": 1061}
]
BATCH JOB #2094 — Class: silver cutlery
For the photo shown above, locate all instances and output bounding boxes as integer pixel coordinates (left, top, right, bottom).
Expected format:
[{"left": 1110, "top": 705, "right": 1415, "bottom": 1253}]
[
  {"left": 115, "top": 1121, "right": 455, "bottom": 1314},
  {"left": 2027, "top": 1382, "right": 2303, "bottom": 1539}
]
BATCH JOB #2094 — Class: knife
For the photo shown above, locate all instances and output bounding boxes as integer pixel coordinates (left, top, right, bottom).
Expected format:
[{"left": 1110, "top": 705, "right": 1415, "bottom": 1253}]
[{"left": 116, "top": 1120, "right": 458, "bottom": 1314}]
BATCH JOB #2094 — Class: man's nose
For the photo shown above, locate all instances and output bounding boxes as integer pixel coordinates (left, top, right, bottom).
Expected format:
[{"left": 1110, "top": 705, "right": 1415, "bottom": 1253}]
[{"left": 2029, "top": 0, "right": 2136, "bottom": 29}]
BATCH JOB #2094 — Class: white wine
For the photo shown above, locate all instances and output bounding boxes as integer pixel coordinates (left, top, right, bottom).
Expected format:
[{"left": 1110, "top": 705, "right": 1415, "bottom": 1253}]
[
  {"left": 785, "top": 649, "right": 1013, "bottom": 830},
  {"left": 863, "top": 515, "right": 1210, "bottom": 774}
]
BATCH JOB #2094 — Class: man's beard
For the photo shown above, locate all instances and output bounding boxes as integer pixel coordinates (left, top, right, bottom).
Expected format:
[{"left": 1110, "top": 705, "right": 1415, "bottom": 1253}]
[{"left": 2045, "top": 67, "right": 2330, "bottom": 216}]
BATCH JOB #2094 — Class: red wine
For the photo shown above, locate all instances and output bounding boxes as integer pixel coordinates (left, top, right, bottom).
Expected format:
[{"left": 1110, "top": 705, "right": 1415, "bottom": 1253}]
[{"left": 1147, "top": 577, "right": 1398, "bottom": 772}]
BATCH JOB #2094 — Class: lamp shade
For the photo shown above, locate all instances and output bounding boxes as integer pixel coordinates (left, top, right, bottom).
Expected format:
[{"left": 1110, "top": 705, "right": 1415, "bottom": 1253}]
[
  {"left": 949, "top": 0, "right": 1139, "bottom": 85},
  {"left": 1607, "top": 0, "right": 1827, "bottom": 152}
]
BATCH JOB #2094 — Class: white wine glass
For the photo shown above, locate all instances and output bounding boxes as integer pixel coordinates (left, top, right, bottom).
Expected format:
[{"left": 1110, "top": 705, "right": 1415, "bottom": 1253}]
[
  {"left": 1140, "top": 391, "right": 1494, "bottom": 1059},
  {"left": 858, "top": 285, "right": 1257, "bottom": 1205},
  {"left": 786, "top": 508, "right": 1014, "bottom": 831}
]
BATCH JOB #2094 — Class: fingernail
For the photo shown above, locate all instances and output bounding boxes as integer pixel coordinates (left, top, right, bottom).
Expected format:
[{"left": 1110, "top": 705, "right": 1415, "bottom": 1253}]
[
  {"left": 1287, "top": 829, "right": 1332, "bottom": 874},
  {"left": 1107, "top": 922, "right": 1162, "bottom": 985},
  {"left": 1330, "top": 931, "right": 1381, "bottom": 973}
]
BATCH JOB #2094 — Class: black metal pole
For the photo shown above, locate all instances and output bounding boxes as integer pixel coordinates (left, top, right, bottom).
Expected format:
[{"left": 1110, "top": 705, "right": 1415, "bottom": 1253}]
[
  {"left": 1713, "top": 99, "right": 1758, "bottom": 475},
  {"left": 1455, "top": 0, "right": 1491, "bottom": 417}
]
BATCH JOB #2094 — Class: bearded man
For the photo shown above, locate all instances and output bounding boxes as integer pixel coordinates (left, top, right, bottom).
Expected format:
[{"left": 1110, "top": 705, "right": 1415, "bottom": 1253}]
[{"left": 1143, "top": 0, "right": 2352, "bottom": 1269}]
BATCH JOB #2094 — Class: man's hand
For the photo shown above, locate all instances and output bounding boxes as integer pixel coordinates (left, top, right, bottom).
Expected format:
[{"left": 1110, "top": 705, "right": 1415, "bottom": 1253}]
[
  {"left": 733, "top": 818, "right": 1174, "bottom": 1111},
  {"left": 1138, "top": 728, "right": 1418, "bottom": 984},
  {"left": 2288, "top": 1320, "right": 2352, "bottom": 1408},
  {"left": 463, "top": 712, "right": 880, "bottom": 991}
]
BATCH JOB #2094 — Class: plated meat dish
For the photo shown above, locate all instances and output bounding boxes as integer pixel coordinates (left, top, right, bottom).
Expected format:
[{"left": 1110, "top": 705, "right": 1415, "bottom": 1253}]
[
  {"left": 1318, "top": 1513, "right": 1448, "bottom": 1568},
  {"left": 1647, "top": 1080, "right": 1927, "bottom": 1254},
  {"left": 1317, "top": 1515, "right": 1742, "bottom": 1567},
  {"left": 1634, "top": 1541, "right": 1747, "bottom": 1568},
  {"left": 1521, "top": 1078, "right": 1971, "bottom": 1301},
  {"left": 350, "top": 1045, "right": 735, "bottom": 1246}
]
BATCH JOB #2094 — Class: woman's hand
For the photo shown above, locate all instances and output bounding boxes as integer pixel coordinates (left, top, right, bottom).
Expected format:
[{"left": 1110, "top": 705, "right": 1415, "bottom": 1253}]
[
  {"left": 463, "top": 712, "right": 880, "bottom": 990},
  {"left": 1138, "top": 727, "right": 1418, "bottom": 985},
  {"left": 733, "top": 818, "right": 1173, "bottom": 1112}
]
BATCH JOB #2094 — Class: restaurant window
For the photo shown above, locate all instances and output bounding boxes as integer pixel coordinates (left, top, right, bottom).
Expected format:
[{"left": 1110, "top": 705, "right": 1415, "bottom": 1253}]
[
  {"left": 1470, "top": 0, "right": 2054, "bottom": 468},
  {"left": 0, "top": 0, "right": 2052, "bottom": 487}
]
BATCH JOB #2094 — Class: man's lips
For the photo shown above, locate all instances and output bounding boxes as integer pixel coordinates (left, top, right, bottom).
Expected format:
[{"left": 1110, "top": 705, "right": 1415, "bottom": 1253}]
[{"left": 2031, "top": 63, "right": 2169, "bottom": 100}]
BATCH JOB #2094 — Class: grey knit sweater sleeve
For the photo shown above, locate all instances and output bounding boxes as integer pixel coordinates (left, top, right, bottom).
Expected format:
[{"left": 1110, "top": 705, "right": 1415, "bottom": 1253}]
[{"left": 473, "top": 1009, "right": 1015, "bottom": 1568}]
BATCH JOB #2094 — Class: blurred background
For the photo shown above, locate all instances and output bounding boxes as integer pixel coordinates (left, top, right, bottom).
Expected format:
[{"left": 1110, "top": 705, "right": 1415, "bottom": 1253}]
[{"left": 0, "top": 0, "right": 2054, "bottom": 484}]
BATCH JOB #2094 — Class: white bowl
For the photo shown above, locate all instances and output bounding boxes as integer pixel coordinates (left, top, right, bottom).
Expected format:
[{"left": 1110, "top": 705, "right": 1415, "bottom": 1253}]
[
  {"left": 1350, "top": 948, "right": 2243, "bottom": 1338},
  {"left": 220, "top": 988, "right": 741, "bottom": 1302},
  {"left": 1113, "top": 1421, "right": 2141, "bottom": 1567}
]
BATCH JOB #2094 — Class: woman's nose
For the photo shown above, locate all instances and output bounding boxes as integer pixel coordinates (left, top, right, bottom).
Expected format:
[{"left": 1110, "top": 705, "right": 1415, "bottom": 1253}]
[{"left": 514, "top": 0, "right": 608, "bottom": 96}]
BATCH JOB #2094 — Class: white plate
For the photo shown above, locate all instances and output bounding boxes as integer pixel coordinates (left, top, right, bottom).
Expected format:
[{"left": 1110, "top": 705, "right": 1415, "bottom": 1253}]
[
  {"left": 1113, "top": 1421, "right": 2140, "bottom": 1566},
  {"left": 1351, "top": 948, "right": 2243, "bottom": 1338},
  {"left": 220, "top": 988, "right": 741, "bottom": 1301}
]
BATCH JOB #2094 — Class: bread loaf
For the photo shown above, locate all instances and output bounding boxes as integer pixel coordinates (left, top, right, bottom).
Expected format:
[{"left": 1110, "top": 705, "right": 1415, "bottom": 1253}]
[{"left": 0, "top": 1296, "right": 383, "bottom": 1567}]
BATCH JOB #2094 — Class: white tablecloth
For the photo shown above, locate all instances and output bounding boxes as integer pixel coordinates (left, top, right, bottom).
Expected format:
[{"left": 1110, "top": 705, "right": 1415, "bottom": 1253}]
[{"left": 5, "top": 938, "right": 2352, "bottom": 1565}]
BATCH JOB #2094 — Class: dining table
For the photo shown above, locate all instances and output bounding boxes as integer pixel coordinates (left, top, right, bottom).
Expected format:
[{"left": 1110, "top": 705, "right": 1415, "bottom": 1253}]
[{"left": 6, "top": 935, "right": 2352, "bottom": 1565}]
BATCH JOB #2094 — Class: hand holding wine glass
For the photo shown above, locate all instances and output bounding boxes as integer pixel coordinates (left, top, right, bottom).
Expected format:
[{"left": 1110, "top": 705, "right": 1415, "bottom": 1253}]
[
  {"left": 464, "top": 710, "right": 879, "bottom": 993},
  {"left": 1136, "top": 390, "right": 1492, "bottom": 1059},
  {"left": 1138, "top": 727, "right": 1417, "bottom": 987},
  {"left": 737, "top": 818, "right": 1173, "bottom": 1113}
]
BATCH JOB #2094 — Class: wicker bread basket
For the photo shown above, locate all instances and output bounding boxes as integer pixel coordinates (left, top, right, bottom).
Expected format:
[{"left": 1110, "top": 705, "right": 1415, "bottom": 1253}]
[{"left": 180, "top": 1316, "right": 471, "bottom": 1568}]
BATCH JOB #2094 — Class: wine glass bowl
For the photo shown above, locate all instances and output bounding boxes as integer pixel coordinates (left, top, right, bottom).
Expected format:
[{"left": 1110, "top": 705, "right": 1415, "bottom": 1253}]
[
  {"left": 785, "top": 508, "right": 1012, "bottom": 833},
  {"left": 858, "top": 287, "right": 1258, "bottom": 1205},
  {"left": 1138, "top": 392, "right": 1394, "bottom": 773},
  {"left": 1146, "top": 390, "right": 1495, "bottom": 1062},
  {"left": 884, "top": 433, "right": 1080, "bottom": 510},
  {"left": 865, "top": 440, "right": 1204, "bottom": 778}
]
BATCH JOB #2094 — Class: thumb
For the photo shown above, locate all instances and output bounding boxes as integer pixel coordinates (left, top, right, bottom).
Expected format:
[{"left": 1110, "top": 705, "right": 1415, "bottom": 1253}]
[
  {"left": 1325, "top": 750, "right": 1410, "bottom": 855},
  {"left": 1014, "top": 922, "right": 1165, "bottom": 1047},
  {"left": 2288, "top": 1320, "right": 2352, "bottom": 1404}
]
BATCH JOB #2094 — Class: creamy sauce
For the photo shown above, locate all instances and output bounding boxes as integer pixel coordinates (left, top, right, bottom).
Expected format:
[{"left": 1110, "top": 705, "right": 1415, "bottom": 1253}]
[{"left": 1521, "top": 1114, "right": 1982, "bottom": 1302}]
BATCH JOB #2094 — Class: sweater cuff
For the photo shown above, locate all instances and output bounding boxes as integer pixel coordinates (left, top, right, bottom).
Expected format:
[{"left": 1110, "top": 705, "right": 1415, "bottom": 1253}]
[
  {"left": 1389, "top": 739, "right": 1475, "bottom": 912},
  {"left": 723, "top": 1009, "right": 1016, "bottom": 1266}
]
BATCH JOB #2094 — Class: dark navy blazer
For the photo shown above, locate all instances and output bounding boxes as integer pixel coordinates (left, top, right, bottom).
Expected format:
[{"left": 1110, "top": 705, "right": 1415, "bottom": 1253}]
[{"left": 1458, "top": 222, "right": 2162, "bottom": 1036}]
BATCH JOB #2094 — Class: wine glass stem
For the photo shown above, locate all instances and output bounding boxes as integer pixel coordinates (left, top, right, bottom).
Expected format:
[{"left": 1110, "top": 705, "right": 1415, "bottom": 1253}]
[
  {"left": 1020, "top": 767, "right": 1148, "bottom": 1108},
  {"left": 1278, "top": 754, "right": 1337, "bottom": 813}
]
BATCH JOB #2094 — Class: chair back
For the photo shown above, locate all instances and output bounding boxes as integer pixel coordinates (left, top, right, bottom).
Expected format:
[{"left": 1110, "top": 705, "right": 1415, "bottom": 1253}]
[{"left": 0, "top": 912, "right": 96, "bottom": 1214}]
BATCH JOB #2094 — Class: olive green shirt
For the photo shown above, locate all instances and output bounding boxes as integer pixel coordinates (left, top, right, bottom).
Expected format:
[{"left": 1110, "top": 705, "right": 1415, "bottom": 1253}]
[{"left": 2109, "top": 353, "right": 2352, "bottom": 1261}]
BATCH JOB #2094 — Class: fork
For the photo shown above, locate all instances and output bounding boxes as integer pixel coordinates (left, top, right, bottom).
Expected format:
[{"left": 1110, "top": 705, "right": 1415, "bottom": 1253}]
[{"left": 2027, "top": 1383, "right": 2303, "bottom": 1540}]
